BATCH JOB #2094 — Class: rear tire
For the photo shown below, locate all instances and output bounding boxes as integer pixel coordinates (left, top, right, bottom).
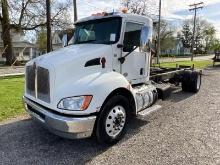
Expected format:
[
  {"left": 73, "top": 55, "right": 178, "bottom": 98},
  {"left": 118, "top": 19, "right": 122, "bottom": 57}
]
[
  {"left": 181, "top": 71, "right": 191, "bottom": 92},
  {"left": 189, "top": 71, "right": 201, "bottom": 93},
  {"left": 181, "top": 71, "right": 201, "bottom": 93},
  {"left": 95, "top": 95, "right": 129, "bottom": 144}
]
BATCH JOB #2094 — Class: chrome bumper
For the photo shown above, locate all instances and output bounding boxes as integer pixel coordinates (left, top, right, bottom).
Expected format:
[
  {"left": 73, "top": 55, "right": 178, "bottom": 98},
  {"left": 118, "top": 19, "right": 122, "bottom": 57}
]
[{"left": 23, "top": 97, "right": 97, "bottom": 139}]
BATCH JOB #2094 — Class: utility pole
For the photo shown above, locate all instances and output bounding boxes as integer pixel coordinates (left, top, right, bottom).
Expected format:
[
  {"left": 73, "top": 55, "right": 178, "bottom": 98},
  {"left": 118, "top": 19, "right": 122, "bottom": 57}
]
[
  {"left": 189, "top": 2, "right": 204, "bottom": 61},
  {"left": 46, "top": 0, "right": 52, "bottom": 53},
  {"left": 73, "top": 0, "right": 78, "bottom": 22},
  {"left": 156, "top": 0, "right": 161, "bottom": 64}
]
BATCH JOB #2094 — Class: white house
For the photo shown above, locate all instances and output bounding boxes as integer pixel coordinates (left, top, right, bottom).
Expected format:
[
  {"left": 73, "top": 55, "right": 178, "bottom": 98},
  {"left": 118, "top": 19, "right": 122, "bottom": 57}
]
[
  {"left": 0, "top": 25, "right": 35, "bottom": 62},
  {"left": 52, "top": 29, "right": 75, "bottom": 51},
  {"left": 161, "top": 39, "right": 191, "bottom": 56}
]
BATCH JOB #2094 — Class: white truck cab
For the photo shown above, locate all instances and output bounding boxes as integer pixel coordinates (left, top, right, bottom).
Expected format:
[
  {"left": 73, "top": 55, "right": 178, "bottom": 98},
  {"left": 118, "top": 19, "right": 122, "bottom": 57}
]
[{"left": 23, "top": 12, "right": 201, "bottom": 144}]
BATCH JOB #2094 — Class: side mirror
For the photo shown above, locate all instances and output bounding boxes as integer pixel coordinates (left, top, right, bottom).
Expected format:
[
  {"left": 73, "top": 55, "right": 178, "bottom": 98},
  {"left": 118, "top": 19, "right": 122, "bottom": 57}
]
[{"left": 140, "top": 26, "right": 152, "bottom": 52}]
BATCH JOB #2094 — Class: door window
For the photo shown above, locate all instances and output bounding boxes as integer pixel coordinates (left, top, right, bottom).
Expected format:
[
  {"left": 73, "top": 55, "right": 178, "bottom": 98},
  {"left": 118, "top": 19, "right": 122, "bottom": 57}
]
[{"left": 123, "top": 22, "right": 143, "bottom": 52}]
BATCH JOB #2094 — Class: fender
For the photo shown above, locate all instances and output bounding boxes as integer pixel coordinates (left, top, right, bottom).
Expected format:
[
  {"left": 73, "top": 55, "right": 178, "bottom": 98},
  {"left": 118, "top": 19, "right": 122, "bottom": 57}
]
[{"left": 52, "top": 71, "right": 134, "bottom": 115}]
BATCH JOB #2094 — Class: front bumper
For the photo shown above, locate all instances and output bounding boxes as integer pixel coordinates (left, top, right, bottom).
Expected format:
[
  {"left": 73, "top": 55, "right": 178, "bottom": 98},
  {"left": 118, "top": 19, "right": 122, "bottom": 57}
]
[{"left": 23, "top": 96, "right": 97, "bottom": 139}]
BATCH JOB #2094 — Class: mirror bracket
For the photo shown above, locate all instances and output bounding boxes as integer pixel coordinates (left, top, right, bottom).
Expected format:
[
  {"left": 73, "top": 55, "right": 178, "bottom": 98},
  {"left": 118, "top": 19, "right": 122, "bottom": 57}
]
[
  {"left": 117, "top": 44, "right": 124, "bottom": 48},
  {"left": 118, "top": 57, "right": 125, "bottom": 64}
]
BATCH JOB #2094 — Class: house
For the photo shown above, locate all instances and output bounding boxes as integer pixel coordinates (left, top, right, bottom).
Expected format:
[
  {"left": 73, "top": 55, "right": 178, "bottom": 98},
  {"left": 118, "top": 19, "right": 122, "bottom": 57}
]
[
  {"left": 161, "top": 39, "right": 191, "bottom": 56},
  {"left": 0, "top": 25, "right": 36, "bottom": 62},
  {"left": 175, "top": 39, "right": 191, "bottom": 56},
  {"left": 34, "top": 28, "right": 75, "bottom": 57},
  {"left": 52, "top": 29, "right": 75, "bottom": 51}
]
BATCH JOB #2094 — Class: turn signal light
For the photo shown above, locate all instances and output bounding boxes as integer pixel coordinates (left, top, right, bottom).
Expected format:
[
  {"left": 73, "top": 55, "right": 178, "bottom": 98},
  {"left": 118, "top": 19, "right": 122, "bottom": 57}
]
[
  {"left": 122, "top": 8, "right": 128, "bottom": 13},
  {"left": 81, "top": 96, "right": 93, "bottom": 110}
]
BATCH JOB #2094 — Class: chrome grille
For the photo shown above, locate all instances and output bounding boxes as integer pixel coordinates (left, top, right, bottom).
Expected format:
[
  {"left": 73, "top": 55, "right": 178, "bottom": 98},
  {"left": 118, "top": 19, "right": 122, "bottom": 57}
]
[
  {"left": 26, "top": 66, "right": 35, "bottom": 97},
  {"left": 37, "top": 67, "right": 50, "bottom": 103},
  {"left": 26, "top": 65, "right": 50, "bottom": 103}
]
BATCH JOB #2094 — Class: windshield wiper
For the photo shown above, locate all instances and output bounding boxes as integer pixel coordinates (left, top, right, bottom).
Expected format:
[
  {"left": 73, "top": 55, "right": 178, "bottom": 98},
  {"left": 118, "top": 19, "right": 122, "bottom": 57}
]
[
  {"left": 68, "top": 40, "right": 111, "bottom": 46},
  {"left": 76, "top": 39, "right": 96, "bottom": 44}
]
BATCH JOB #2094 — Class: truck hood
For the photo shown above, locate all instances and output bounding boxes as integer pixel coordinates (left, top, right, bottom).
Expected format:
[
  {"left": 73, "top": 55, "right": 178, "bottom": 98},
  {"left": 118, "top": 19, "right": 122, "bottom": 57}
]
[
  {"left": 31, "top": 44, "right": 112, "bottom": 67},
  {"left": 25, "top": 44, "right": 113, "bottom": 105}
]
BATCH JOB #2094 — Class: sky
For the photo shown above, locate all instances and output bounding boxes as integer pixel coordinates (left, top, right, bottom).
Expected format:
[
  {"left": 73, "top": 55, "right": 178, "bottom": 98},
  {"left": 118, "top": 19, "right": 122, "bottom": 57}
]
[{"left": 72, "top": 0, "right": 220, "bottom": 38}]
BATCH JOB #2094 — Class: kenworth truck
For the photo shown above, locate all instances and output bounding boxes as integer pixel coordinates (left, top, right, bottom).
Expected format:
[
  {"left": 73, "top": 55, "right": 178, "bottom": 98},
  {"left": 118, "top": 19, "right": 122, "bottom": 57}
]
[{"left": 23, "top": 12, "right": 202, "bottom": 144}]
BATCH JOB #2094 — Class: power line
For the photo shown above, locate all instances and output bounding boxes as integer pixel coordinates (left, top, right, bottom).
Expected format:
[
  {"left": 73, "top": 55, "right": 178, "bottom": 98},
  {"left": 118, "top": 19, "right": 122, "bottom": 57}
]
[{"left": 189, "top": 2, "right": 204, "bottom": 61}]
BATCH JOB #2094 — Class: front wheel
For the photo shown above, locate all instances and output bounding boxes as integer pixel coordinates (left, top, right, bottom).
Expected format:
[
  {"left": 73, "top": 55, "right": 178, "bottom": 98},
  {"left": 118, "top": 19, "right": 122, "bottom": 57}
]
[{"left": 95, "top": 95, "right": 129, "bottom": 144}]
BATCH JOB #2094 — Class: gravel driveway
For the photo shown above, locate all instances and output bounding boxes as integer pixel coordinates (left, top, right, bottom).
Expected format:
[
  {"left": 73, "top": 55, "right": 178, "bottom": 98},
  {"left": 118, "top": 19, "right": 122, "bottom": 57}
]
[{"left": 1, "top": 67, "right": 220, "bottom": 165}]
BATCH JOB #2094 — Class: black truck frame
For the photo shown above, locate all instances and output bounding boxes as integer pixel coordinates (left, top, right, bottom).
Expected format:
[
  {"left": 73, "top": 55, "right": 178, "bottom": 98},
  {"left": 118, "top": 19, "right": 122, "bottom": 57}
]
[{"left": 149, "top": 65, "right": 202, "bottom": 99}]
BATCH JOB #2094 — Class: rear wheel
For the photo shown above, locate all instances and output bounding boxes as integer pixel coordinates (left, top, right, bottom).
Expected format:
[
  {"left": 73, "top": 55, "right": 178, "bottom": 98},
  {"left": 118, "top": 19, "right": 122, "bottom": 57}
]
[
  {"left": 95, "top": 95, "right": 129, "bottom": 144},
  {"left": 189, "top": 71, "right": 201, "bottom": 93},
  {"left": 181, "top": 71, "right": 201, "bottom": 93},
  {"left": 181, "top": 71, "right": 191, "bottom": 92}
]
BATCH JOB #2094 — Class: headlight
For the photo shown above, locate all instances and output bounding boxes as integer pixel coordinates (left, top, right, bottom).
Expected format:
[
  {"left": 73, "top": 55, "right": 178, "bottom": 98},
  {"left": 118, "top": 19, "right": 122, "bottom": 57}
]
[{"left": 57, "top": 95, "right": 93, "bottom": 111}]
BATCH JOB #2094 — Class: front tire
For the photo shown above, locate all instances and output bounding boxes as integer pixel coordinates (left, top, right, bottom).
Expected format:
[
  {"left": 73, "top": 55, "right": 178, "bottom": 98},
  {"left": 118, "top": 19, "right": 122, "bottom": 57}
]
[{"left": 95, "top": 95, "right": 129, "bottom": 144}]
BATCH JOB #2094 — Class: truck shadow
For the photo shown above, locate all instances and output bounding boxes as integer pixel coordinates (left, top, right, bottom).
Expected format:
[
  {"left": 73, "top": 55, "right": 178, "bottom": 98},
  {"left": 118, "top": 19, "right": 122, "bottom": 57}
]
[
  {"left": 162, "top": 87, "right": 194, "bottom": 103},
  {"left": 0, "top": 117, "right": 148, "bottom": 165}
]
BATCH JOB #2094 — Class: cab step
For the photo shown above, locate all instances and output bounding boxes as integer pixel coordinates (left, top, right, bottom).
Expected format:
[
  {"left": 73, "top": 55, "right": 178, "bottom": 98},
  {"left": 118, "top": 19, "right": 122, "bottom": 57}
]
[{"left": 137, "top": 105, "right": 162, "bottom": 118}]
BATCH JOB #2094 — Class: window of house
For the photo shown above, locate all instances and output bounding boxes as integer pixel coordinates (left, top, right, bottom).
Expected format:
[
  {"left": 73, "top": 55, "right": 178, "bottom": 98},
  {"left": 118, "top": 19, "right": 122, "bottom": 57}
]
[
  {"left": 123, "top": 22, "right": 143, "bottom": 52},
  {"left": 24, "top": 49, "right": 30, "bottom": 56}
]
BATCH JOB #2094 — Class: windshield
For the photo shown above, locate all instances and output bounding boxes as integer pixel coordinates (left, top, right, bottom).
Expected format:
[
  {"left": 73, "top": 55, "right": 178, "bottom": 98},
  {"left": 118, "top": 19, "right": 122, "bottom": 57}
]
[{"left": 73, "top": 17, "right": 121, "bottom": 45}]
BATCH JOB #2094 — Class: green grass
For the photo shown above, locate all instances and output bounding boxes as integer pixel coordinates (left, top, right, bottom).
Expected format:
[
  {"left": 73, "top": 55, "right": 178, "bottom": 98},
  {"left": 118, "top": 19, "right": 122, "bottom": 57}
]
[
  {"left": 154, "top": 60, "right": 212, "bottom": 69},
  {"left": 0, "top": 77, "right": 25, "bottom": 121}
]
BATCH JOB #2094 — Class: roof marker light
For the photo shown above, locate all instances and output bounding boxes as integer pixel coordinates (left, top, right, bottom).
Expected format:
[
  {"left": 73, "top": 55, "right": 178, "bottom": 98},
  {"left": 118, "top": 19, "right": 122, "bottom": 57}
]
[
  {"left": 122, "top": 8, "right": 128, "bottom": 13},
  {"left": 91, "top": 12, "right": 108, "bottom": 17}
]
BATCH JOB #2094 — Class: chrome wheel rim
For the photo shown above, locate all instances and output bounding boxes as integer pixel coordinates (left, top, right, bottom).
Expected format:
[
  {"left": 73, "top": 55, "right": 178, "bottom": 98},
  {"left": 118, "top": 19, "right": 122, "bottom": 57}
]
[
  {"left": 105, "top": 105, "right": 126, "bottom": 138},
  {"left": 197, "top": 75, "right": 201, "bottom": 90}
]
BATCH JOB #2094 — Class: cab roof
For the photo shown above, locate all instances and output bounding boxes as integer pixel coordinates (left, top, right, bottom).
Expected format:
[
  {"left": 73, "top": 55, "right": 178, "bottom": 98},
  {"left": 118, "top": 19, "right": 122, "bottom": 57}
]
[{"left": 75, "top": 13, "right": 153, "bottom": 27}]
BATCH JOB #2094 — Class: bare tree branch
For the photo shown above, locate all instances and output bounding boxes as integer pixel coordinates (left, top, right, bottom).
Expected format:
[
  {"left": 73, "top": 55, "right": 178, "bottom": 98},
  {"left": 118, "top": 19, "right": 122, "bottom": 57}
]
[
  {"left": 11, "top": 22, "right": 47, "bottom": 30},
  {"left": 8, "top": 0, "right": 72, "bottom": 31}
]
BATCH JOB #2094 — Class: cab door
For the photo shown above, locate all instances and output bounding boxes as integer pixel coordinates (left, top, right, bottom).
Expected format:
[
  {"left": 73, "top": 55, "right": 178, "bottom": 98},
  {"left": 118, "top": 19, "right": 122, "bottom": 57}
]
[{"left": 121, "top": 22, "right": 147, "bottom": 84}]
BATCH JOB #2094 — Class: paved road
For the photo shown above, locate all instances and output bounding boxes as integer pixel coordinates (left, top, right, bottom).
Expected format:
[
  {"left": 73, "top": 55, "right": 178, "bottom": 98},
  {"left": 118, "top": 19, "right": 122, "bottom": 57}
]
[
  {"left": 1, "top": 67, "right": 220, "bottom": 165},
  {"left": 159, "top": 54, "right": 214, "bottom": 63}
]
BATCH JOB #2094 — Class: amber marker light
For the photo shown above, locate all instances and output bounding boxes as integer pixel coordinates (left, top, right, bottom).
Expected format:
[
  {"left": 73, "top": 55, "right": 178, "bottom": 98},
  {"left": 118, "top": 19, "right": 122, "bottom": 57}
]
[{"left": 81, "top": 96, "right": 93, "bottom": 110}]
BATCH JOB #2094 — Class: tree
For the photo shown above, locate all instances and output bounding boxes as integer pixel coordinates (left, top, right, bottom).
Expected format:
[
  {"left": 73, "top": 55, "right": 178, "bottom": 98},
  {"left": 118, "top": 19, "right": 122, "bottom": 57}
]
[
  {"left": 179, "top": 18, "right": 218, "bottom": 54},
  {"left": 0, "top": 0, "right": 72, "bottom": 65},
  {"left": 210, "top": 39, "right": 220, "bottom": 51},
  {"left": 154, "top": 20, "right": 175, "bottom": 52},
  {"left": 160, "top": 36, "right": 175, "bottom": 51},
  {"left": 122, "top": 0, "right": 175, "bottom": 53},
  {"left": 36, "top": 27, "right": 47, "bottom": 53},
  {"left": 180, "top": 24, "right": 192, "bottom": 48},
  {"left": 203, "top": 26, "right": 216, "bottom": 52},
  {"left": 1, "top": 0, "right": 15, "bottom": 65},
  {"left": 122, "top": 0, "right": 157, "bottom": 17}
]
